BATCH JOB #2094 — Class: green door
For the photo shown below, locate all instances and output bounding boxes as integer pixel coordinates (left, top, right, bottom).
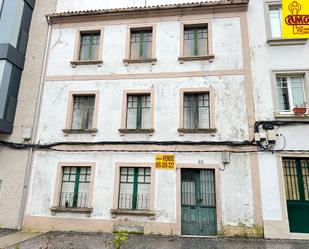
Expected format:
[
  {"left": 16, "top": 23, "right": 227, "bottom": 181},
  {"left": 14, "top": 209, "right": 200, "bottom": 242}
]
[
  {"left": 283, "top": 158, "right": 309, "bottom": 233},
  {"left": 181, "top": 169, "right": 217, "bottom": 236}
]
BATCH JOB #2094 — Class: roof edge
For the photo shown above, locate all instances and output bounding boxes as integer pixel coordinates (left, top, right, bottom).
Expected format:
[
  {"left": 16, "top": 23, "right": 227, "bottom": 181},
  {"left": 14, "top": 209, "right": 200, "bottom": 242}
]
[{"left": 47, "top": 0, "right": 249, "bottom": 24}]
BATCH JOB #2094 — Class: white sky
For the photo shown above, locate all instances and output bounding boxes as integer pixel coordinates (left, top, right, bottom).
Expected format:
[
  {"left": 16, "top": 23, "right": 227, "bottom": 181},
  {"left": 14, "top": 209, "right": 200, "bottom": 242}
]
[{"left": 56, "top": 0, "right": 219, "bottom": 12}]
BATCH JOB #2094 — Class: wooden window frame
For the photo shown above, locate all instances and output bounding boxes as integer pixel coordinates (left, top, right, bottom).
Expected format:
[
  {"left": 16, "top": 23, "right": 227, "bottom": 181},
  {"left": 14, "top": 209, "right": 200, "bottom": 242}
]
[
  {"left": 123, "top": 25, "right": 157, "bottom": 65},
  {"left": 111, "top": 163, "right": 156, "bottom": 218},
  {"left": 178, "top": 88, "right": 216, "bottom": 135},
  {"left": 119, "top": 89, "right": 155, "bottom": 135},
  {"left": 264, "top": 1, "right": 307, "bottom": 46},
  {"left": 178, "top": 20, "right": 215, "bottom": 63},
  {"left": 70, "top": 27, "right": 104, "bottom": 67},
  {"left": 63, "top": 91, "right": 99, "bottom": 135},
  {"left": 271, "top": 70, "right": 309, "bottom": 119},
  {"left": 51, "top": 162, "right": 96, "bottom": 215}
]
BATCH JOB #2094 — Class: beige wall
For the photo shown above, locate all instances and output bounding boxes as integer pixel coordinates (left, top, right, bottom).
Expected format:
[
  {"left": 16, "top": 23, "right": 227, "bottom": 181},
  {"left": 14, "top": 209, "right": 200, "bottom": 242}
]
[{"left": 0, "top": 0, "right": 57, "bottom": 229}]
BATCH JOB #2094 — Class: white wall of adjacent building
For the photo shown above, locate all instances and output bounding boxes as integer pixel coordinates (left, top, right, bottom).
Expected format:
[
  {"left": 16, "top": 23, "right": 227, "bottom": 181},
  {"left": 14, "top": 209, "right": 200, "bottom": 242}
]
[{"left": 248, "top": 0, "right": 309, "bottom": 239}]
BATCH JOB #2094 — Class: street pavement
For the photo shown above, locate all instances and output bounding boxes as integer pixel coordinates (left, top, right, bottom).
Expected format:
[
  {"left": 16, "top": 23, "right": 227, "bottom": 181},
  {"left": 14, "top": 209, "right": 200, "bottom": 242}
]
[{"left": 5, "top": 232, "right": 309, "bottom": 249}]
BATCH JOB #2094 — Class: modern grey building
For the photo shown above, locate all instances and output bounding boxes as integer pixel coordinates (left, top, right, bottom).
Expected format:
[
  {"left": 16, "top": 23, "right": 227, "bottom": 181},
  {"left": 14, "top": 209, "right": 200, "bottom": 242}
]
[{"left": 0, "top": 0, "right": 35, "bottom": 134}]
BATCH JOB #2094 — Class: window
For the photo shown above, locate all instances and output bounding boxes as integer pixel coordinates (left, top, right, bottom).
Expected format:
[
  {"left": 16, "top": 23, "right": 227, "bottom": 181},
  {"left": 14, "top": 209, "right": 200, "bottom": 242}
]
[
  {"left": 126, "top": 94, "right": 150, "bottom": 130},
  {"left": 184, "top": 92, "right": 210, "bottom": 129},
  {"left": 276, "top": 75, "right": 306, "bottom": 111},
  {"left": 79, "top": 32, "right": 100, "bottom": 61},
  {"left": 72, "top": 95, "right": 95, "bottom": 130},
  {"left": 63, "top": 91, "right": 99, "bottom": 134},
  {"left": 130, "top": 29, "right": 152, "bottom": 60},
  {"left": 71, "top": 29, "right": 103, "bottom": 66},
  {"left": 269, "top": 5, "right": 282, "bottom": 39},
  {"left": 265, "top": 2, "right": 307, "bottom": 45},
  {"left": 184, "top": 25, "right": 208, "bottom": 57},
  {"left": 59, "top": 167, "right": 91, "bottom": 208},
  {"left": 118, "top": 167, "right": 151, "bottom": 210}
]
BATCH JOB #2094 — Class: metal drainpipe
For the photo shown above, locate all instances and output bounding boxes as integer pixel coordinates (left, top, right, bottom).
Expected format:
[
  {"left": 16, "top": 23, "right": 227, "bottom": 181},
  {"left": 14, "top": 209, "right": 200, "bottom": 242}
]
[{"left": 17, "top": 16, "right": 52, "bottom": 230}]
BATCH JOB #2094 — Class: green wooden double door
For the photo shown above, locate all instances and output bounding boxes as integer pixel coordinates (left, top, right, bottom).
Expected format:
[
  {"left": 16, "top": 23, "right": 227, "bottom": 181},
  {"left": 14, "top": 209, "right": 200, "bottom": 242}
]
[
  {"left": 181, "top": 169, "right": 217, "bottom": 236},
  {"left": 283, "top": 158, "right": 309, "bottom": 233}
]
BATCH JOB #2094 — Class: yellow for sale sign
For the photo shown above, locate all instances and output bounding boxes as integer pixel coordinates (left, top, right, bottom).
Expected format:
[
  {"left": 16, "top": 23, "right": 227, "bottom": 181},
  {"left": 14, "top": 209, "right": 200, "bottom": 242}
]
[
  {"left": 155, "top": 154, "right": 175, "bottom": 170},
  {"left": 282, "top": 0, "right": 309, "bottom": 38}
]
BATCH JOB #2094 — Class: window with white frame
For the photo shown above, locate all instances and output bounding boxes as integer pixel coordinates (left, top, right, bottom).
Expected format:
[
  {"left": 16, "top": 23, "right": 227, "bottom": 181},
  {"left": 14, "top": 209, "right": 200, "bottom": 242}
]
[
  {"left": 59, "top": 166, "right": 91, "bottom": 208},
  {"left": 71, "top": 95, "right": 95, "bottom": 130},
  {"left": 126, "top": 94, "right": 151, "bottom": 129},
  {"left": 269, "top": 5, "right": 282, "bottom": 38},
  {"left": 118, "top": 167, "right": 151, "bottom": 210},
  {"left": 184, "top": 92, "right": 210, "bottom": 129},
  {"left": 276, "top": 75, "right": 306, "bottom": 111}
]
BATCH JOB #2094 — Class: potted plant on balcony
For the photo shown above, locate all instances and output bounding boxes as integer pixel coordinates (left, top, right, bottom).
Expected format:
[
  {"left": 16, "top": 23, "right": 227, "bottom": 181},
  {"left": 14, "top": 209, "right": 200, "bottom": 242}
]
[{"left": 292, "top": 102, "right": 308, "bottom": 115}]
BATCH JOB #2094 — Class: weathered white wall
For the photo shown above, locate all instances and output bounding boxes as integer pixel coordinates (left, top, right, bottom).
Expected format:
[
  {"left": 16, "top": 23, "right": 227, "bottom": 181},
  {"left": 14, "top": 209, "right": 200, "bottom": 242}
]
[
  {"left": 248, "top": 0, "right": 309, "bottom": 228},
  {"left": 26, "top": 151, "right": 254, "bottom": 226},
  {"left": 47, "top": 18, "right": 243, "bottom": 76},
  {"left": 26, "top": 1, "right": 256, "bottom": 233},
  {"left": 38, "top": 76, "right": 248, "bottom": 143},
  {"left": 56, "top": 0, "right": 219, "bottom": 12}
]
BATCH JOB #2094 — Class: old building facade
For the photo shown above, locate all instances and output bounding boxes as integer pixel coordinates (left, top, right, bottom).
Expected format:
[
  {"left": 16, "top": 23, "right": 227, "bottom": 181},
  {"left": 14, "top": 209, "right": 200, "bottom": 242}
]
[{"left": 22, "top": 0, "right": 263, "bottom": 237}]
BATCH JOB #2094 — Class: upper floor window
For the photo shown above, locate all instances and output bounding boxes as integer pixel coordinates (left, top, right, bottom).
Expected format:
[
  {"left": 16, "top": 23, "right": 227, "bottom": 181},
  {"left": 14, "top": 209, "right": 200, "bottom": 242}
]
[
  {"left": 71, "top": 28, "right": 103, "bottom": 67},
  {"left": 184, "top": 92, "right": 210, "bottom": 129},
  {"left": 269, "top": 5, "right": 282, "bottom": 39},
  {"left": 130, "top": 29, "right": 153, "bottom": 60},
  {"left": 184, "top": 25, "right": 208, "bottom": 57},
  {"left": 265, "top": 2, "right": 307, "bottom": 45},
  {"left": 276, "top": 75, "right": 306, "bottom": 111},
  {"left": 127, "top": 94, "right": 151, "bottom": 130},
  {"left": 79, "top": 32, "right": 100, "bottom": 61},
  {"left": 72, "top": 95, "right": 95, "bottom": 130},
  {"left": 63, "top": 91, "right": 99, "bottom": 135},
  {"left": 119, "top": 90, "right": 154, "bottom": 134}
]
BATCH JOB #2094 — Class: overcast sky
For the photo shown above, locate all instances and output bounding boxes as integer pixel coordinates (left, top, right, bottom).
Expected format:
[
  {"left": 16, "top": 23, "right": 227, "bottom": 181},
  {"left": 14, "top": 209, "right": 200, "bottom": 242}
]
[{"left": 56, "top": 0, "right": 219, "bottom": 12}]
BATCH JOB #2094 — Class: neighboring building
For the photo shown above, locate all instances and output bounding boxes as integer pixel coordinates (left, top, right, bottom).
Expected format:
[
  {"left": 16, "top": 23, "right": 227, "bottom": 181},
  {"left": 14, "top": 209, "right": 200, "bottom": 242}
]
[
  {"left": 0, "top": 0, "right": 35, "bottom": 133},
  {"left": 23, "top": 0, "right": 264, "bottom": 237},
  {"left": 0, "top": 0, "right": 57, "bottom": 228},
  {"left": 248, "top": 0, "right": 309, "bottom": 239}
]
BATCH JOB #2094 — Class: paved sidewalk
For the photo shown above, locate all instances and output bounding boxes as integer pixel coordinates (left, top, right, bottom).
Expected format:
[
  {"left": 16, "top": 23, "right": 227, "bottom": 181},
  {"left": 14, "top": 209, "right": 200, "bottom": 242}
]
[
  {"left": 0, "top": 231, "right": 43, "bottom": 249},
  {"left": 4, "top": 232, "right": 309, "bottom": 249}
]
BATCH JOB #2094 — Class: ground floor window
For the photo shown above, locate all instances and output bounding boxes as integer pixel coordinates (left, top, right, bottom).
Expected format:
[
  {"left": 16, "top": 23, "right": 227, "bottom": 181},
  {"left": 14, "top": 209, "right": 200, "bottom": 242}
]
[
  {"left": 118, "top": 167, "right": 151, "bottom": 210},
  {"left": 59, "top": 166, "right": 91, "bottom": 208}
]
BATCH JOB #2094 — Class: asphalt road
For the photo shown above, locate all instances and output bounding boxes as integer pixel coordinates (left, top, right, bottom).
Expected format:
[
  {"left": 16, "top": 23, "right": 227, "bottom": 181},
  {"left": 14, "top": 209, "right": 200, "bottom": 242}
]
[{"left": 7, "top": 232, "right": 309, "bottom": 249}]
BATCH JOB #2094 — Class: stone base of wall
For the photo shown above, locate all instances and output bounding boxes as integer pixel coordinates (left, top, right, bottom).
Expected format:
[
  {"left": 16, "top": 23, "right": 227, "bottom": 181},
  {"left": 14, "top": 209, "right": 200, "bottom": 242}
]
[
  {"left": 221, "top": 225, "right": 263, "bottom": 237},
  {"left": 24, "top": 216, "right": 266, "bottom": 238},
  {"left": 23, "top": 216, "right": 179, "bottom": 236}
]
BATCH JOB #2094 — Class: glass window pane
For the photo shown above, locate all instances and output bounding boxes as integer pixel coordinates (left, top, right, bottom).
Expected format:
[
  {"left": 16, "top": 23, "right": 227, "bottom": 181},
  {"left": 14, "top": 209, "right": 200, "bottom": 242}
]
[
  {"left": 79, "top": 33, "right": 100, "bottom": 60},
  {"left": 269, "top": 7, "right": 282, "bottom": 38},
  {"left": 291, "top": 77, "right": 305, "bottom": 107},
  {"left": 184, "top": 26, "right": 208, "bottom": 56},
  {"left": 276, "top": 77, "right": 290, "bottom": 111},
  {"left": 130, "top": 30, "right": 152, "bottom": 59},
  {"left": 72, "top": 95, "right": 95, "bottom": 129}
]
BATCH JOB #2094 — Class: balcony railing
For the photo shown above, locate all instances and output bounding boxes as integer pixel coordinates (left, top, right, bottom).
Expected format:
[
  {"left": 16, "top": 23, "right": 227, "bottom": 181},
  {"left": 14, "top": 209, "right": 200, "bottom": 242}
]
[
  {"left": 59, "top": 192, "right": 88, "bottom": 208},
  {"left": 118, "top": 193, "right": 150, "bottom": 210}
]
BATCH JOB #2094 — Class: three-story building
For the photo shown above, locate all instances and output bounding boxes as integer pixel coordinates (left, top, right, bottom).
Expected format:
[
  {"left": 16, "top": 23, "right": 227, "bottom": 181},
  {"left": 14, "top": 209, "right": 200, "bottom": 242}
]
[{"left": 23, "top": 0, "right": 263, "bottom": 236}]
